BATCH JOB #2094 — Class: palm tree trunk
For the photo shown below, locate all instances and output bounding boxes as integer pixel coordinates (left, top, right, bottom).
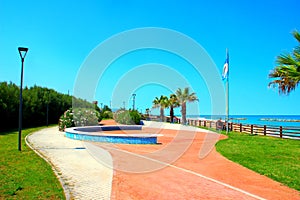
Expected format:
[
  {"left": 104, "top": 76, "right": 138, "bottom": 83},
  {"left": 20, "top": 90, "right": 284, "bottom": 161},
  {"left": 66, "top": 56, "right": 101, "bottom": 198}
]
[
  {"left": 181, "top": 102, "right": 186, "bottom": 124},
  {"left": 160, "top": 107, "right": 164, "bottom": 122},
  {"left": 170, "top": 106, "right": 174, "bottom": 123}
]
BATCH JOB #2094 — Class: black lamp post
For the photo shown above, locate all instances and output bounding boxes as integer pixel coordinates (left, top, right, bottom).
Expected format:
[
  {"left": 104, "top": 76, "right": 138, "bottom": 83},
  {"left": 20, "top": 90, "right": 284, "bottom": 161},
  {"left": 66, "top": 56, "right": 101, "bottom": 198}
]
[
  {"left": 46, "top": 90, "right": 50, "bottom": 127},
  {"left": 132, "top": 94, "right": 136, "bottom": 110},
  {"left": 18, "top": 47, "right": 28, "bottom": 151}
]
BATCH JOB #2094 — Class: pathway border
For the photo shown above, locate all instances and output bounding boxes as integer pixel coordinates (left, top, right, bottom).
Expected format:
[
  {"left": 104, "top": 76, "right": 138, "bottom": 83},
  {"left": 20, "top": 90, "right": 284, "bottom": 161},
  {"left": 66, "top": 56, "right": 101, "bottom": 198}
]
[{"left": 26, "top": 127, "right": 113, "bottom": 200}]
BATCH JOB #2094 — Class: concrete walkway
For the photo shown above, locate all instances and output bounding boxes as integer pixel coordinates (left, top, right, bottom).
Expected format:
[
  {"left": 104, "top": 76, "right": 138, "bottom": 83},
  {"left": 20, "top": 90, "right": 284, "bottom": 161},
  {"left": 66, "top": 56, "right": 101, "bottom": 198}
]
[{"left": 26, "top": 127, "right": 113, "bottom": 200}]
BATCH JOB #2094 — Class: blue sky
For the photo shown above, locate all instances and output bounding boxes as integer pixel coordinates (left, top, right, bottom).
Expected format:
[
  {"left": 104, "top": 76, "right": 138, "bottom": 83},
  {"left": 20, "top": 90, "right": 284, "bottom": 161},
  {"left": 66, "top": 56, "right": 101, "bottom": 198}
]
[{"left": 1, "top": 0, "right": 300, "bottom": 116}]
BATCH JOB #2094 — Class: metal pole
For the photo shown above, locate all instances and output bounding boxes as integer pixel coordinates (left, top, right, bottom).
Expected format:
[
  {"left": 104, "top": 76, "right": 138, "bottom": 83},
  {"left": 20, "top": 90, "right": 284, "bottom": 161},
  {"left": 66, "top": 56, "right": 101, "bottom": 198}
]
[
  {"left": 226, "top": 48, "right": 229, "bottom": 134},
  {"left": 46, "top": 92, "right": 49, "bottom": 126},
  {"left": 226, "top": 77, "right": 229, "bottom": 134},
  {"left": 18, "top": 58, "right": 24, "bottom": 151},
  {"left": 132, "top": 94, "right": 136, "bottom": 110},
  {"left": 46, "top": 103, "right": 49, "bottom": 126}
]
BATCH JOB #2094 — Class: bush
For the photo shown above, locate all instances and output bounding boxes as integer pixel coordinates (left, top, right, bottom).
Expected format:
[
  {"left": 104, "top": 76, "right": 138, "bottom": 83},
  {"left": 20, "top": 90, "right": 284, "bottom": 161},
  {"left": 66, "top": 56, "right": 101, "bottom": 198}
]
[
  {"left": 73, "top": 108, "right": 100, "bottom": 127},
  {"left": 114, "top": 109, "right": 141, "bottom": 125},
  {"left": 58, "top": 109, "right": 74, "bottom": 131},
  {"left": 58, "top": 108, "right": 100, "bottom": 131},
  {"left": 129, "top": 110, "right": 142, "bottom": 124},
  {"left": 101, "top": 110, "right": 113, "bottom": 119}
]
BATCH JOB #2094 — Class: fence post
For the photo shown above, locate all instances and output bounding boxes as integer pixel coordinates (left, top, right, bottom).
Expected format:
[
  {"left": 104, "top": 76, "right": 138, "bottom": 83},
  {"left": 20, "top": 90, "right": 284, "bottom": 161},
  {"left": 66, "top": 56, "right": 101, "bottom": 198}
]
[
  {"left": 204, "top": 120, "right": 206, "bottom": 127},
  {"left": 280, "top": 126, "right": 283, "bottom": 138},
  {"left": 240, "top": 123, "right": 242, "bottom": 132},
  {"left": 230, "top": 123, "right": 233, "bottom": 131},
  {"left": 251, "top": 125, "right": 253, "bottom": 134},
  {"left": 209, "top": 120, "right": 212, "bottom": 128},
  {"left": 264, "top": 125, "right": 266, "bottom": 136}
]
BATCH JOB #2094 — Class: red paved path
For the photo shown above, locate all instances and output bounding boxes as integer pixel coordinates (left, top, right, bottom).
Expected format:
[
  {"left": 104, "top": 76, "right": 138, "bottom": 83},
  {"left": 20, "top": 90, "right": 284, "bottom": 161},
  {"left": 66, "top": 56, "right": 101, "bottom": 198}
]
[{"left": 99, "top": 120, "right": 300, "bottom": 200}]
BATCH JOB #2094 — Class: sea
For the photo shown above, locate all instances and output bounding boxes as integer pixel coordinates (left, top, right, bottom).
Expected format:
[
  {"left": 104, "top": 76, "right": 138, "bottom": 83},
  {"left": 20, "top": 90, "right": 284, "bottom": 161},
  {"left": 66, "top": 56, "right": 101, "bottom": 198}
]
[{"left": 184, "top": 115, "right": 300, "bottom": 128}]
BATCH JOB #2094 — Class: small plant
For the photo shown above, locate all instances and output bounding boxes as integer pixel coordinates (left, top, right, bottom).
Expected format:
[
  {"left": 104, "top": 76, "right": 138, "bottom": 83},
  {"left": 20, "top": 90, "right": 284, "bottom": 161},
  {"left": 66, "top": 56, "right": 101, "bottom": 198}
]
[
  {"left": 114, "top": 109, "right": 141, "bottom": 125},
  {"left": 101, "top": 110, "right": 113, "bottom": 119},
  {"left": 129, "top": 110, "right": 142, "bottom": 124},
  {"left": 58, "top": 108, "right": 74, "bottom": 131}
]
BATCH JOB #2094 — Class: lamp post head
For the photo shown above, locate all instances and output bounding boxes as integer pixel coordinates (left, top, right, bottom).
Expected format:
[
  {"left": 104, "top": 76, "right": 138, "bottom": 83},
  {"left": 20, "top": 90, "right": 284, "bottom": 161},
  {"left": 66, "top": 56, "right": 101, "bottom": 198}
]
[{"left": 18, "top": 47, "right": 28, "bottom": 60}]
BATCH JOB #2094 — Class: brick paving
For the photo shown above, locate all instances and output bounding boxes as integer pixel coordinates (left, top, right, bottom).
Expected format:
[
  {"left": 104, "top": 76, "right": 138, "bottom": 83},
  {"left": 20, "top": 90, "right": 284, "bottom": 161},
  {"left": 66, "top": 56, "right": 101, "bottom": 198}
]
[
  {"left": 26, "top": 121, "right": 300, "bottom": 200},
  {"left": 26, "top": 127, "right": 113, "bottom": 200}
]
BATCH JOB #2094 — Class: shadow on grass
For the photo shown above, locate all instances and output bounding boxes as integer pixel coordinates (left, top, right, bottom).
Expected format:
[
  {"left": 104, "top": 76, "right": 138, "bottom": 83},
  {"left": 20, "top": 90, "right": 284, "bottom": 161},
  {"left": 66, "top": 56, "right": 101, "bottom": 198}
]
[{"left": 0, "top": 129, "right": 18, "bottom": 136}]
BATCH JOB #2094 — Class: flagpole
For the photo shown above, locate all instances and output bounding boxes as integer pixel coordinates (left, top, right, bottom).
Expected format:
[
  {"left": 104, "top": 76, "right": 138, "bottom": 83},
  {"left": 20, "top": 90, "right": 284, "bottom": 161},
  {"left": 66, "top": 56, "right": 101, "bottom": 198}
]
[{"left": 226, "top": 48, "right": 229, "bottom": 134}]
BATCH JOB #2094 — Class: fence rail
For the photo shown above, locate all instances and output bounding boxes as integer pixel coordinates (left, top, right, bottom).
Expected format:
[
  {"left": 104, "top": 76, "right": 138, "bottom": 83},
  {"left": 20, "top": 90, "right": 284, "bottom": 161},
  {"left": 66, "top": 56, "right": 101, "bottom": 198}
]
[{"left": 186, "top": 119, "right": 300, "bottom": 140}]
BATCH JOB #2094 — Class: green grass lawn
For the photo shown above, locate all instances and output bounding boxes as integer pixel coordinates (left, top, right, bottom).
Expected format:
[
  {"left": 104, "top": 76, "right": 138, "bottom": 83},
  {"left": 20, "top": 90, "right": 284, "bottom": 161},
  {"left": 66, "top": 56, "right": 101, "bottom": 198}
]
[
  {"left": 0, "top": 127, "right": 65, "bottom": 199},
  {"left": 215, "top": 131, "right": 300, "bottom": 191}
]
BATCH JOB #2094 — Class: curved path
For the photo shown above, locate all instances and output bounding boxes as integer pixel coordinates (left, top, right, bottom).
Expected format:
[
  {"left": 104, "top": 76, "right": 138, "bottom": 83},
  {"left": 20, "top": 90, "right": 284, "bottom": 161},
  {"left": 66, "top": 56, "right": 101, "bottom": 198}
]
[
  {"left": 26, "top": 127, "right": 113, "bottom": 200},
  {"left": 27, "top": 120, "right": 300, "bottom": 200}
]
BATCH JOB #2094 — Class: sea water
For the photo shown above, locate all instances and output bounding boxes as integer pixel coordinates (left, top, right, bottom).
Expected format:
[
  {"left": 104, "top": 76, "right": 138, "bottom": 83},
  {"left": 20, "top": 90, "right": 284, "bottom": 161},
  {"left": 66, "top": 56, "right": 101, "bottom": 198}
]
[{"left": 185, "top": 115, "right": 300, "bottom": 128}]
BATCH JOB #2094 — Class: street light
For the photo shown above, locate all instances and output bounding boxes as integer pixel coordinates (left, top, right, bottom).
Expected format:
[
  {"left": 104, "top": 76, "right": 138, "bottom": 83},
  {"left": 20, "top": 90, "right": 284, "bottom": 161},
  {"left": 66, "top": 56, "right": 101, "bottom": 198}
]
[
  {"left": 18, "top": 47, "right": 28, "bottom": 151},
  {"left": 132, "top": 94, "right": 136, "bottom": 110},
  {"left": 46, "top": 90, "right": 50, "bottom": 127}
]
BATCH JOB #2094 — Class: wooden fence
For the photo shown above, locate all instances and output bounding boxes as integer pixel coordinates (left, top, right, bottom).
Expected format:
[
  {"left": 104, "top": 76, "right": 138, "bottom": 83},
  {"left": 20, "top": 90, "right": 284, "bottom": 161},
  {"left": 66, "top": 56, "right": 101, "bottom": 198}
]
[{"left": 186, "top": 119, "right": 300, "bottom": 140}]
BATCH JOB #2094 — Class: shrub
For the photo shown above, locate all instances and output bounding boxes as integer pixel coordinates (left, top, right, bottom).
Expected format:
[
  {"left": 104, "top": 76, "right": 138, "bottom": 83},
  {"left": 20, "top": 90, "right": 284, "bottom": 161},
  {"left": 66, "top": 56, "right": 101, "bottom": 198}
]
[
  {"left": 73, "top": 108, "right": 100, "bottom": 127},
  {"left": 129, "top": 110, "right": 142, "bottom": 124},
  {"left": 58, "top": 109, "right": 74, "bottom": 131},
  {"left": 101, "top": 110, "right": 113, "bottom": 119},
  {"left": 114, "top": 109, "right": 141, "bottom": 125},
  {"left": 58, "top": 108, "right": 100, "bottom": 131}
]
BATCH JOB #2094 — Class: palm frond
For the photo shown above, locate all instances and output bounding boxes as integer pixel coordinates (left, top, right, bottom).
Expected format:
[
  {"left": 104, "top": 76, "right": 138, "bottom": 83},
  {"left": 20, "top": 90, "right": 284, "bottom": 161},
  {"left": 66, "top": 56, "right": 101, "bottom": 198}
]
[
  {"left": 269, "top": 30, "right": 300, "bottom": 94},
  {"left": 292, "top": 30, "right": 300, "bottom": 43}
]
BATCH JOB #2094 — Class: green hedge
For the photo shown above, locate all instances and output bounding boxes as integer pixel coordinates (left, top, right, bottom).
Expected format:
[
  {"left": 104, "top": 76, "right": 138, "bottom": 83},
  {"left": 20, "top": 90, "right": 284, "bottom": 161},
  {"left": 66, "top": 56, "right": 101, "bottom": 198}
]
[{"left": 0, "top": 82, "right": 93, "bottom": 131}]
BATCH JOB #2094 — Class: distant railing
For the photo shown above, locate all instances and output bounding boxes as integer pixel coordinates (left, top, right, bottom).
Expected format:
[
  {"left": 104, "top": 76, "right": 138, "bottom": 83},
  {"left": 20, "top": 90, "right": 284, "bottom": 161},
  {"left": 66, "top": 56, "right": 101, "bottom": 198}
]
[{"left": 186, "top": 119, "right": 300, "bottom": 140}]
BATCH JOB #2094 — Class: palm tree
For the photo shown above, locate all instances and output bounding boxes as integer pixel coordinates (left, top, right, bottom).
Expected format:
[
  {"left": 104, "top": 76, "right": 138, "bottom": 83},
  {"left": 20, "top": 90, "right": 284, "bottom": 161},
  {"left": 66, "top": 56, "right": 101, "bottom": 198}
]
[
  {"left": 269, "top": 30, "right": 300, "bottom": 94},
  {"left": 152, "top": 95, "right": 168, "bottom": 122},
  {"left": 145, "top": 108, "right": 150, "bottom": 116},
  {"left": 168, "top": 94, "right": 179, "bottom": 123},
  {"left": 176, "top": 87, "right": 198, "bottom": 125}
]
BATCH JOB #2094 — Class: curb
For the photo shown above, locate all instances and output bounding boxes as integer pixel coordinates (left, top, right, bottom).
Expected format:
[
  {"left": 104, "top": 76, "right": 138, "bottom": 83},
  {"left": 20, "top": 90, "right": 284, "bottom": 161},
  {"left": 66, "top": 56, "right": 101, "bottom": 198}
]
[{"left": 25, "top": 127, "right": 72, "bottom": 200}]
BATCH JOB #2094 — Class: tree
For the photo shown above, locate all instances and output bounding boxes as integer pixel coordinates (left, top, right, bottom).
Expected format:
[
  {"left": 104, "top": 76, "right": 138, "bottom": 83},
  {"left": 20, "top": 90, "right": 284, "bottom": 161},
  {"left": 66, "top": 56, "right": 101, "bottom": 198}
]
[
  {"left": 176, "top": 87, "right": 198, "bottom": 125},
  {"left": 168, "top": 94, "right": 179, "bottom": 123},
  {"left": 269, "top": 30, "right": 300, "bottom": 94},
  {"left": 152, "top": 95, "right": 169, "bottom": 122},
  {"left": 0, "top": 81, "right": 96, "bottom": 131},
  {"left": 145, "top": 108, "right": 150, "bottom": 116}
]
